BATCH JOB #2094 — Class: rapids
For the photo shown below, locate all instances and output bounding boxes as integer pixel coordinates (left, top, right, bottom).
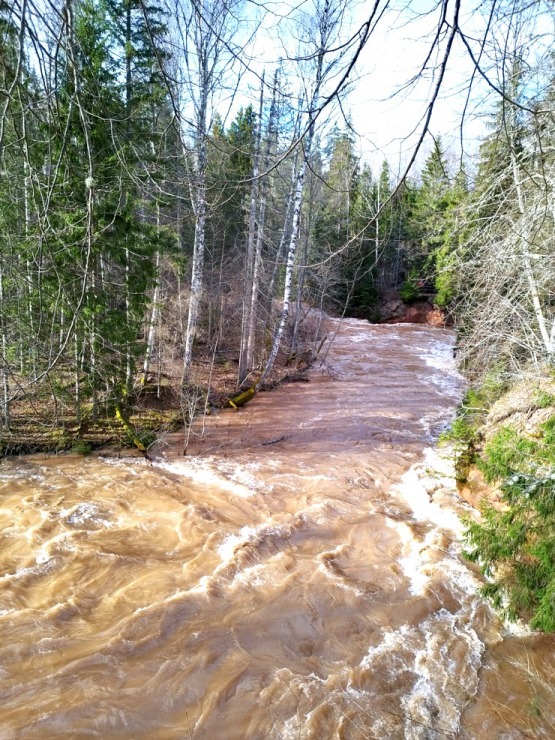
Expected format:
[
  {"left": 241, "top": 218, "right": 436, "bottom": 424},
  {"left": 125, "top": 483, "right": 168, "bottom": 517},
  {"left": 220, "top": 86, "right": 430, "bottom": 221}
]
[{"left": 0, "top": 317, "right": 554, "bottom": 739}]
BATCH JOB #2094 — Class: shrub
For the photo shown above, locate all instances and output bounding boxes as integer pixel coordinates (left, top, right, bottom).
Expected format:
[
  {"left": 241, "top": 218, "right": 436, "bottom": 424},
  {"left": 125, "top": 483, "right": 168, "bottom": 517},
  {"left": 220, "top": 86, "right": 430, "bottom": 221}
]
[
  {"left": 478, "top": 427, "right": 538, "bottom": 483},
  {"left": 399, "top": 267, "right": 423, "bottom": 303},
  {"left": 71, "top": 439, "right": 93, "bottom": 455},
  {"left": 464, "top": 472, "right": 555, "bottom": 631},
  {"left": 464, "top": 417, "right": 555, "bottom": 631}
]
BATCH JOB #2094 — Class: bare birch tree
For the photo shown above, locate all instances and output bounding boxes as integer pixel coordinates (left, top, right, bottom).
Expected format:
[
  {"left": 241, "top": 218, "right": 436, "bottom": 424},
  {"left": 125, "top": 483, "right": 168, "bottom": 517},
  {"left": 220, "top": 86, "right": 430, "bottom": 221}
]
[
  {"left": 454, "top": 8, "right": 555, "bottom": 379},
  {"left": 260, "top": 0, "right": 351, "bottom": 384},
  {"left": 171, "top": 0, "right": 245, "bottom": 379}
]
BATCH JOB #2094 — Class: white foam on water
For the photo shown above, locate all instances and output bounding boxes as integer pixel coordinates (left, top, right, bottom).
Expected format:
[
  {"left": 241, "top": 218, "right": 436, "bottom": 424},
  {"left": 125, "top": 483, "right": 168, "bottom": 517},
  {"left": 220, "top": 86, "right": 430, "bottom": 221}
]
[
  {"left": 0, "top": 466, "right": 48, "bottom": 483},
  {"left": 216, "top": 526, "right": 259, "bottom": 563},
  {"left": 0, "top": 554, "right": 59, "bottom": 581},
  {"left": 501, "top": 618, "right": 535, "bottom": 637},
  {"left": 392, "top": 448, "right": 486, "bottom": 601},
  {"left": 35, "top": 547, "right": 52, "bottom": 565},
  {"left": 418, "top": 412, "right": 440, "bottom": 442},
  {"left": 60, "top": 502, "right": 113, "bottom": 529},
  {"left": 316, "top": 560, "right": 365, "bottom": 598},
  {"left": 395, "top": 448, "right": 465, "bottom": 535},
  {"left": 360, "top": 625, "right": 413, "bottom": 669},
  {"left": 188, "top": 575, "right": 212, "bottom": 594},
  {"left": 395, "top": 449, "right": 539, "bottom": 638},
  {"left": 358, "top": 608, "right": 485, "bottom": 739},
  {"left": 397, "top": 535, "right": 433, "bottom": 597},
  {"left": 423, "top": 347, "right": 455, "bottom": 373},
  {"left": 35, "top": 531, "right": 77, "bottom": 565},
  {"left": 216, "top": 519, "right": 303, "bottom": 571},
  {"left": 154, "top": 457, "right": 257, "bottom": 497},
  {"left": 24, "top": 510, "right": 50, "bottom": 544},
  {"left": 348, "top": 331, "right": 375, "bottom": 343},
  {"left": 402, "top": 610, "right": 484, "bottom": 739},
  {"left": 230, "top": 562, "right": 272, "bottom": 588},
  {"left": 416, "top": 333, "right": 464, "bottom": 401}
]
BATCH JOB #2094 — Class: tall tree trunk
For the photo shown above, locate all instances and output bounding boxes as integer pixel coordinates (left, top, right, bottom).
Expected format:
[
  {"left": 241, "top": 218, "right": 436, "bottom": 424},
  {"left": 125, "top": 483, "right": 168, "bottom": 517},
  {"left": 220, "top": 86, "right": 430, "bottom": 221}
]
[
  {"left": 74, "top": 332, "right": 81, "bottom": 426},
  {"left": 142, "top": 250, "right": 161, "bottom": 384},
  {"left": 260, "top": 33, "right": 325, "bottom": 384},
  {"left": 260, "top": 156, "right": 308, "bottom": 384},
  {"left": 243, "top": 69, "right": 280, "bottom": 383},
  {"left": 0, "top": 267, "right": 10, "bottom": 429},
  {"left": 183, "top": 84, "right": 208, "bottom": 379},
  {"left": 511, "top": 148, "right": 553, "bottom": 355},
  {"left": 124, "top": 1, "right": 134, "bottom": 391},
  {"left": 292, "top": 159, "right": 317, "bottom": 352},
  {"left": 183, "top": 181, "right": 207, "bottom": 376},
  {"left": 238, "top": 73, "right": 264, "bottom": 386}
]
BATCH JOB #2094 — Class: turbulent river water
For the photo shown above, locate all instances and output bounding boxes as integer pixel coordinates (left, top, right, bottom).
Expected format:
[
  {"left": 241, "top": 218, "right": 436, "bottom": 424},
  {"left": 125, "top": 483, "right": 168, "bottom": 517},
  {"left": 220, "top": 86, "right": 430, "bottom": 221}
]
[{"left": 1, "top": 317, "right": 554, "bottom": 739}]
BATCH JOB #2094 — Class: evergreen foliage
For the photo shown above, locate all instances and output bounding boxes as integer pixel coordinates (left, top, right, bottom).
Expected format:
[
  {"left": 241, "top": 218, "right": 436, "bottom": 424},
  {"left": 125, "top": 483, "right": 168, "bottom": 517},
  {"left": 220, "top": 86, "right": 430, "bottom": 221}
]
[
  {"left": 400, "top": 138, "right": 467, "bottom": 311},
  {"left": 465, "top": 464, "right": 555, "bottom": 632},
  {"left": 0, "top": 0, "right": 174, "bottom": 434},
  {"left": 462, "top": 401, "right": 555, "bottom": 631}
]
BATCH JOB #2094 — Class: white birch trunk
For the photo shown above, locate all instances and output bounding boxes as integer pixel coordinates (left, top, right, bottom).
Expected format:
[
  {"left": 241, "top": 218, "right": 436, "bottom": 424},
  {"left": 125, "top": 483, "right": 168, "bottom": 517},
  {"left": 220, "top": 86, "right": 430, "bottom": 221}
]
[
  {"left": 267, "top": 105, "right": 302, "bottom": 305},
  {"left": 238, "top": 74, "right": 264, "bottom": 385},
  {"left": 183, "top": 80, "right": 209, "bottom": 379},
  {"left": 259, "top": 157, "right": 307, "bottom": 384},
  {"left": 267, "top": 165, "right": 297, "bottom": 302},
  {"left": 0, "top": 267, "right": 10, "bottom": 428},
  {"left": 260, "top": 26, "right": 326, "bottom": 383},
  {"left": 511, "top": 151, "right": 553, "bottom": 355},
  {"left": 244, "top": 70, "right": 280, "bottom": 381},
  {"left": 183, "top": 191, "right": 207, "bottom": 375},
  {"left": 142, "top": 251, "right": 161, "bottom": 383}
]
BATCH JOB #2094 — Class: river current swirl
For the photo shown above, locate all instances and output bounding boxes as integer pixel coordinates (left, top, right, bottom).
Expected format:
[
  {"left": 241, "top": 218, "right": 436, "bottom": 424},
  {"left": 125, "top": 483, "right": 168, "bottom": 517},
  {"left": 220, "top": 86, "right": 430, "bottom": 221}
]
[{"left": 0, "top": 318, "right": 554, "bottom": 738}]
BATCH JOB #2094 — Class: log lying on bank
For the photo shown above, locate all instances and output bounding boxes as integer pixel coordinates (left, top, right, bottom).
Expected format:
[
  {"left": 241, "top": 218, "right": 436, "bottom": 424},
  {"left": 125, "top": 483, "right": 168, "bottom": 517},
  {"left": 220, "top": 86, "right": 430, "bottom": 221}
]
[
  {"left": 115, "top": 406, "right": 149, "bottom": 456},
  {"left": 227, "top": 386, "right": 257, "bottom": 409}
]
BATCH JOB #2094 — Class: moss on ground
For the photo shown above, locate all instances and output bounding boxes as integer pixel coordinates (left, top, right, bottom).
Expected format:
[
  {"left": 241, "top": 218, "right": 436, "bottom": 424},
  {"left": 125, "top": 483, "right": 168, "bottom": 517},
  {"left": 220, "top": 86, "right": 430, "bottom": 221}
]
[{"left": 0, "top": 403, "right": 183, "bottom": 458}]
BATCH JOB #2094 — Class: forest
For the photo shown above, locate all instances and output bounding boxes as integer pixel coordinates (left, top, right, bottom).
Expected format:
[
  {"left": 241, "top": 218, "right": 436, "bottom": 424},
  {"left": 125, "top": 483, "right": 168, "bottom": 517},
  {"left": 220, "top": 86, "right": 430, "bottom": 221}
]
[{"left": 1, "top": 0, "right": 555, "bottom": 628}]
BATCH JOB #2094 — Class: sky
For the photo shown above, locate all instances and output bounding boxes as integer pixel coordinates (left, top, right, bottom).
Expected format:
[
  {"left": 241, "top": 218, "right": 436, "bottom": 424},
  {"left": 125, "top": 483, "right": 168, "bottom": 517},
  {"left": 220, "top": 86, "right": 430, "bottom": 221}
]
[
  {"left": 240, "top": 0, "right": 554, "bottom": 178},
  {"left": 236, "top": 0, "right": 491, "bottom": 177},
  {"left": 347, "top": 1, "right": 490, "bottom": 173},
  {"left": 345, "top": 0, "right": 553, "bottom": 175}
]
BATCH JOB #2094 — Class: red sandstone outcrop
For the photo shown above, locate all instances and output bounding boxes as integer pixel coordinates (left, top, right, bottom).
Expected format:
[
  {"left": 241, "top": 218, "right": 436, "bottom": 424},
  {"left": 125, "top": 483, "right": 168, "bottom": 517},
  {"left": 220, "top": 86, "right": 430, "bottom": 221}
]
[{"left": 379, "top": 297, "right": 451, "bottom": 327}]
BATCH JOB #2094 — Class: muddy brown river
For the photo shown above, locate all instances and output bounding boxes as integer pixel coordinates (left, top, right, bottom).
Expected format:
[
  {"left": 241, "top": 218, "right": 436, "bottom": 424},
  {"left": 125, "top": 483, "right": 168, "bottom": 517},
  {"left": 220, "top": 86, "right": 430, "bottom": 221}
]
[{"left": 0, "top": 317, "right": 554, "bottom": 738}]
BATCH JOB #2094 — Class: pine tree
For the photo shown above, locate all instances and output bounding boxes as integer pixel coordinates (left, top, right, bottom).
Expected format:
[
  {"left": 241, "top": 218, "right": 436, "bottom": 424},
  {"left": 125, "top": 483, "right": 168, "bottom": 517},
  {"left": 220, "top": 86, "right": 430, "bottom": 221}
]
[
  {"left": 38, "top": 0, "right": 167, "bottom": 420},
  {"left": 312, "top": 129, "right": 362, "bottom": 314},
  {"left": 0, "top": 0, "right": 39, "bottom": 427},
  {"left": 433, "top": 166, "right": 468, "bottom": 308},
  {"left": 412, "top": 138, "right": 451, "bottom": 261},
  {"left": 401, "top": 138, "right": 467, "bottom": 308}
]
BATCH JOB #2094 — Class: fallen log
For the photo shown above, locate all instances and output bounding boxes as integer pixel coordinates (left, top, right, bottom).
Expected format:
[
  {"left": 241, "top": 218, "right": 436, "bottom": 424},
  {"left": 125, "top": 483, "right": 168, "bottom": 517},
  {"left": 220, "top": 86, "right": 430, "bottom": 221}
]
[
  {"left": 115, "top": 406, "right": 149, "bottom": 457},
  {"left": 227, "top": 385, "right": 257, "bottom": 409}
]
